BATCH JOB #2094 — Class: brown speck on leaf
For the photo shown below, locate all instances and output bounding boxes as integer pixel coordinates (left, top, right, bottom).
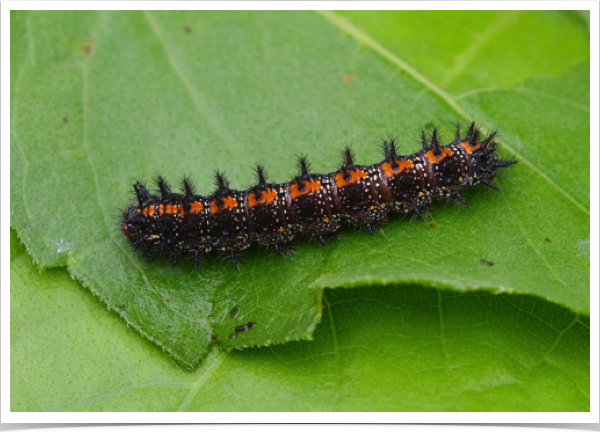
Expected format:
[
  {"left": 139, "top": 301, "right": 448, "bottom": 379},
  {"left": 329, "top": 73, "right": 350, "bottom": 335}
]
[
  {"left": 62, "top": 117, "right": 68, "bottom": 123},
  {"left": 545, "top": 238, "right": 552, "bottom": 243},
  {"left": 184, "top": 26, "right": 192, "bottom": 33},
  {"left": 212, "top": 143, "right": 218, "bottom": 147},
  {"left": 235, "top": 324, "right": 249, "bottom": 333},
  {"left": 427, "top": 221, "right": 437, "bottom": 229},
  {"left": 234, "top": 322, "right": 255, "bottom": 334},
  {"left": 480, "top": 259, "right": 494, "bottom": 266},
  {"left": 230, "top": 307, "right": 239, "bottom": 318},
  {"left": 228, "top": 333, "right": 236, "bottom": 340},
  {"left": 82, "top": 43, "right": 92, "bottom": 56},
  {"left": 343, "top": 74, "right": 357, "bottom": 83}
]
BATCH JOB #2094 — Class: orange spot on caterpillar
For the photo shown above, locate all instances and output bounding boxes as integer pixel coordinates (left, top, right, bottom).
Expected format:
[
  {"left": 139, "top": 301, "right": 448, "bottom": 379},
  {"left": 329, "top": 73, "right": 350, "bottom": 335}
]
[
  {"left": 335, "top": 169, "right": 368, "bottom": 188},
  {"left": 190, "top": 201, "right": 204, "bottom": 214},
  {"left": 210, "top": 196, "right": 238, "bottom": 213},
  {"left": 166, "top": 204, "right": 179, "bottom": 214},
  {"left": 248, "top": 188, "right": 278, "bottom": 208},
  {"left": 142, "top": 206, "right": 155, "bottom": 216},
  {"left": 460, "top": 140, "right": 481, "bottom": 154},
  {"left": 425, "top": 148, "right": 453, "bottom": 164},
  {"left": 290, "top": 179, "right": 322, "bottom": 199},
  {"left": 382, "top": 160, "right": 414, "bottom": 178}
]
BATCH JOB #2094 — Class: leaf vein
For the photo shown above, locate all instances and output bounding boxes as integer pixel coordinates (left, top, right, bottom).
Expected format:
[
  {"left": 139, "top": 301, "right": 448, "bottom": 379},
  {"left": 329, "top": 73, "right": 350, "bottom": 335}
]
[
  {"left": 323, "top": 293, "right": 340, "bottom": 411},
  {"left": 440, "top": 11, "right": 521, "bottom": 88},
  {"left": 177, "top": 348, "right": 228, "bottom": 411},
  {"left": 318, "top": 10, "right": 590, "bottom": 216}
]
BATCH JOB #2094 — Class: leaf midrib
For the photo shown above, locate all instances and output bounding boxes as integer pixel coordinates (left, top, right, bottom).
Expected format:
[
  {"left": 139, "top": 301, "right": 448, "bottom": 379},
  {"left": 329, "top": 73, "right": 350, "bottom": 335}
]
[{"left": 317, "top": 10, "right": 590, "bottom": 217}]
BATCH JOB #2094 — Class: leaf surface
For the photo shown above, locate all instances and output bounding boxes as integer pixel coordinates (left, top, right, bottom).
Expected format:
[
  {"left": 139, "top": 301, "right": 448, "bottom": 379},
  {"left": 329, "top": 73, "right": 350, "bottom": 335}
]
[
  {"left": 10, "top": 231, "right": 590, "bottom": 411},
  {"left": 10, "top": 10, "right": 590, "bottom": 371}
]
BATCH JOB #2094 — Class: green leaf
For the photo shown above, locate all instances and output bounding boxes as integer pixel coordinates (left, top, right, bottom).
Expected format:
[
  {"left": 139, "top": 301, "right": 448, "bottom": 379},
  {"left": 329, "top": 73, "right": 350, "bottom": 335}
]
[
  {"left": 11, "top": 10, "right": 589, "bottom": 372},
  {"left": 11, "top": 230, "right": 590, "bottom": 411},
  {"left": 336, "top": 11, "right": 590, "bottom": 93}
]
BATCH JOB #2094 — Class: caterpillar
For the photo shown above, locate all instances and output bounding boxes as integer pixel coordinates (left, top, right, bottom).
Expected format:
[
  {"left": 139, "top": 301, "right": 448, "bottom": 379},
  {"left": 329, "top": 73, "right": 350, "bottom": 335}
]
[{"left": 121, "top": 122, "right": 516, "bottom": 267}]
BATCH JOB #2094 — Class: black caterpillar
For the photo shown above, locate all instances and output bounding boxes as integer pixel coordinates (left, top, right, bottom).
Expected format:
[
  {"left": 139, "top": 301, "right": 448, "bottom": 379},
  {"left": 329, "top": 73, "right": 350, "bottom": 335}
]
[{"left": 121, "top": 122, "right": 516, "bottom": 266}]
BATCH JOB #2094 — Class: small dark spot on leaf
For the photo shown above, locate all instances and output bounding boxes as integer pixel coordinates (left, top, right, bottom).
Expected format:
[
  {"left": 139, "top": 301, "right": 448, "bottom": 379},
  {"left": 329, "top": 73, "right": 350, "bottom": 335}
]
[
  {"left": 184, "top": 26, "right": 192, "bottom": 33},
  {"left": 82, "top": 43, "right": 92, "bottom": 56},
  {"left": 545, "top": 238, "right": 552, "bottom": 243},
  {"left": 480, "top": 259, "right": 494, "bottom": 266},
  {"left": 234, "top": 322, "right": 255, "bottom": 334},
  {"left": 343, "top": 74, "right": 357, "bottom": 83},
  {"left": 228, "top": 333, "right": 236, "bottom": 340},
  {"left": 235, "top": 324, "right": 249, "bottom": 333},
  {"left": 62, "top": 117, "right": 68, "bottom": 123},
  {"left": 116, "top": 304, "right": 126, "bottom": 309},
  {"left": 230, "top": 307, "right": 239, "bottom": 318},
  {"left": 211, "top": 333, "right": 219, "bottom": 341}
]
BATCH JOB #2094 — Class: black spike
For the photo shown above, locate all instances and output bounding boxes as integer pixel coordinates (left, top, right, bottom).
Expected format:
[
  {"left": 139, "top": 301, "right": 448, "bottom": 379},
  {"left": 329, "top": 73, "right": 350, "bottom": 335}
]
[
  {"left": 382, "top": 140, "right": 391, "bottom": 160},
  {"left": 182, "top": 177, "right": 195, "bottom": 200},
  {"left": 172, "top": 253, "right": 179, "bottom": 266},
  {"left": 318, "top": 235, "right": 326, "bottom": 246},
  {"left": 454, "top": 194, "right": 470, "bottom": 208},
  {"left": 294, "top": 177, "right": 306, "bottom": 191},
  {"left": 342, "top": 146, "right": 355, "bottom": 168},
  {"left": 390, "top": 139, "right": 398, "bottom": 158},
  {"left": 492, "top": 160, "right": 518, "bottom": 168},
  {"left": 431, "top": 128, "right": 441, "bottom": 155},
  {"left": 133, "top": 181, "right": 150, "bottom": 206},
  {"left": 382, "top": 135, "right": 398, "bottom": 160},
  {"left": 481, "top": 179, "right": 501, "bottom": 192},
  {"left": 229, "top": 251, "right": 239, "bottom": 265},
  {"left": 455, "top": 123, "right": 461, "bottom": 142},
  {"left": 297, "top": 155, "right": 311, "bottom": 179},
  {"left": 482, "top": 131, "right": 497, "bottom": 147},
  {"left": 383, "top": 138, "right": 400, "bottom": 169},
  {"left": 465, "top": 121, "right": 476, "bottom": 141},
  {"left": 156, "top": 176, "right": 171, "bottom": 201},
  {"left": 254, "top": 164, "right": 268, "bottom": 187},
  {"left": 469, "top": 127, "right": 480, "bottom": 146},
  {"left": 193, "top": 251, "right": 200, "bottom": 269},
  {"left": 341, "top": 166, "right": 351, "bottom": 181},
  {"left": 366, "top": 223, "right": 374, "bottom": 236},
  {"left": 214, "top": 171, "right": 230, "bottom": 191},
  {"left": 421, "top": 130, "right": 429, "bottom": 150},
  {"left": 414, "top": 208, "right": 425, "bottom": 221}
]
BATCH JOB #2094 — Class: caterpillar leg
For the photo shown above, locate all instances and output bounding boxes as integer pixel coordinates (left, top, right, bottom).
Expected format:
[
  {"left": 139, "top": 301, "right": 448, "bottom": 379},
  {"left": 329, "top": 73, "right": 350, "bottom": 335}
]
[{"left": 454, "top": 194, "right": 470, "bottom": 208}]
